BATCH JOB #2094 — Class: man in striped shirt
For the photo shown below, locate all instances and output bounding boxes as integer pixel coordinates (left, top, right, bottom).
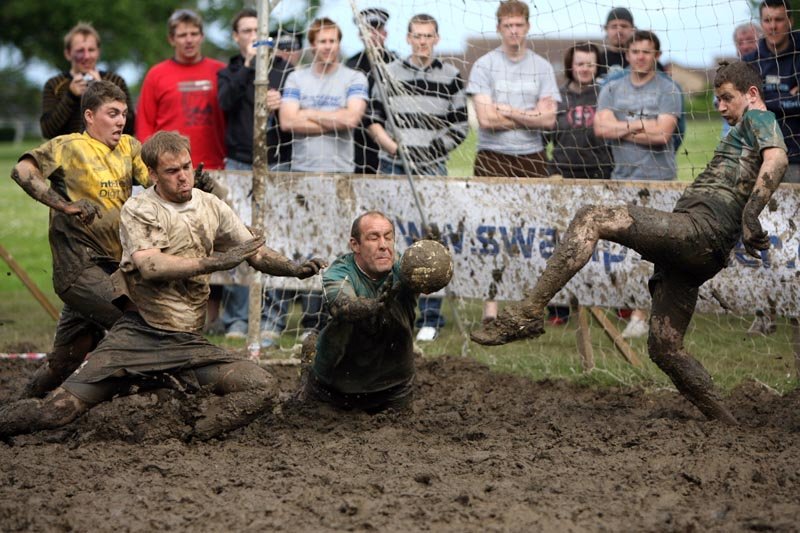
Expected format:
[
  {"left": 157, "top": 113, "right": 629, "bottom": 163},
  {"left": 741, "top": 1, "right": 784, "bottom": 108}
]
[{"left": 367, "top": 13, "right": 468, "bottom": 341}]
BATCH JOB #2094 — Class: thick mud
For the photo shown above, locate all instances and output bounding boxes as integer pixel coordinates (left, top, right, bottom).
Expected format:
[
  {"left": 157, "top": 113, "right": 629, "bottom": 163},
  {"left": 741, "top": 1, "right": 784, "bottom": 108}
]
[{"left": 0, "top": 355, "right": 798, "bottom": 532}]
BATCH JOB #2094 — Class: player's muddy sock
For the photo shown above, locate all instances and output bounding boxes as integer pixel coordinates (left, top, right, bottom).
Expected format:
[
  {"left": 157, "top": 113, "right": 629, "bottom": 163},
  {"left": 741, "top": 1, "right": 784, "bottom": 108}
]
[{"left": 470, "top": 307, "right": 545, "bottom": 346}]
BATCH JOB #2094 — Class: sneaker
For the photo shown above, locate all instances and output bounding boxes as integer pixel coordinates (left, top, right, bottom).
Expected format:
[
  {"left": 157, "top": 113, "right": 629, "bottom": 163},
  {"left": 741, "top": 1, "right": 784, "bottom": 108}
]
[
  {"left": 621, "top": 317, "right": 648, "bottom": 339},
  {"left": 416, "top": 326, "right": 438, "bottom": 342},
  {"left": 470, "top": 307, "right": 544, "bottom": 346},
  {"left": 747, "top": 314, "right": 777, "bottom": 337},
  {"left": 299, "top": 329, "right": 317, "bottom": 343},
  {"left": 224, "top": 320, "right": 247, "bottom": 339},
  {"left": 260, "top": 330, "right": 280, "bottom": 348}
]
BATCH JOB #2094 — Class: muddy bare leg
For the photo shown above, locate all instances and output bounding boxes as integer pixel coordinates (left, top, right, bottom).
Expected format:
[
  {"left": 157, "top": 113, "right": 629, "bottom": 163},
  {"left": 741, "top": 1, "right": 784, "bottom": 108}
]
[
  {"left": 471, "top": 205, "right": 635, "bottom": 345},
  {"left": 191, "top": 361, "right": 277, "bottom": 440},
  {"left": 0, "top": 388, "right": 91, "bottom": 437},
  {"left": 648, "top": 275, "right": 736, "bottom": 424}
]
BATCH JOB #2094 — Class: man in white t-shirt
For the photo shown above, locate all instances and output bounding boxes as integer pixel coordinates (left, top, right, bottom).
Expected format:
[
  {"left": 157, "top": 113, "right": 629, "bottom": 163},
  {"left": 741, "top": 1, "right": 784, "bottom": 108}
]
[{"left": 467, "top": 0, "right": 560, "bottom": 179}]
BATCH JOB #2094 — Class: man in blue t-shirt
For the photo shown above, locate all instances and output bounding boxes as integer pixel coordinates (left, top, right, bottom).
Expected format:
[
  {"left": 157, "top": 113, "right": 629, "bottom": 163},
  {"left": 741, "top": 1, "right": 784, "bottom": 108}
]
[{"left": 472, "top": 61, "right": 788, "bottom": 426}]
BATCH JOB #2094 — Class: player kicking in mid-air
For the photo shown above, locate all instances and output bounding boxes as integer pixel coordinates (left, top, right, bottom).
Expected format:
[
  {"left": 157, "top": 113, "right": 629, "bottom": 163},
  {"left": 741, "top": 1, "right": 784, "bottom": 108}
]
[{"left": 471, "top": 61, "right": 787, "bottom": 424}]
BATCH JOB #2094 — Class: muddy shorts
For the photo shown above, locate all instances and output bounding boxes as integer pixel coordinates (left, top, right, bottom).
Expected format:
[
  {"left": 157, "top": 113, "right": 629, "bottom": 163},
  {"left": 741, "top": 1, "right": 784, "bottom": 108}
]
[
  {"left": 63, "top": 312, "right": 243, "bottom": 404},
  {"left": 622, "top": 206, "right": 727, "bottom": 288},
  {"left": 53, "top": 263, "right": 122, "bottom": 349},
  {"left": 304, "top": 371, "right": 413, "bottom": 414}
]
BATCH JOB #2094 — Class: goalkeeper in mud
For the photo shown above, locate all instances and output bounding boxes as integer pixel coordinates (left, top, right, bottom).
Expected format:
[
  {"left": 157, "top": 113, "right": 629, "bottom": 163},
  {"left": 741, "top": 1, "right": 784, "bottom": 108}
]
[{"left": 471, "top": 61, "right": 788, "bottom": 424}]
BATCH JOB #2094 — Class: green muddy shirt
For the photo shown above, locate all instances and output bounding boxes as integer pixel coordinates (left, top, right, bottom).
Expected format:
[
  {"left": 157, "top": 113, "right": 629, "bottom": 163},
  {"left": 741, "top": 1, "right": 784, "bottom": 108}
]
[
  {"left": 313, "top": 253, "right": 417, "bottom": 395},
  {"left": 674, "top": 109, "right": 787, "bottom": 255}
]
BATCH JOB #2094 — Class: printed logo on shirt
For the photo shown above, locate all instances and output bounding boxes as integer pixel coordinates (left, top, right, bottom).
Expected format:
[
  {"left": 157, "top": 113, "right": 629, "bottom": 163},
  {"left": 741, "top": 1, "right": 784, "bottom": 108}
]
[
  {"left": 567, "top": 105, "right": 596, "bottom": 128},
  {"left": 178, "top": 80, "right": 215, "bottom": 127}
]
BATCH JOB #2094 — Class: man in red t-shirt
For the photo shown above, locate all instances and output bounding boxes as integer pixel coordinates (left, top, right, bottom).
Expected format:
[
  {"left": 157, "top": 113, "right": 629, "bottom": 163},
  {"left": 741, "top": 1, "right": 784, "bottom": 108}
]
[{"left": 136, "top": 8, "right": 226, "bottom": 170}]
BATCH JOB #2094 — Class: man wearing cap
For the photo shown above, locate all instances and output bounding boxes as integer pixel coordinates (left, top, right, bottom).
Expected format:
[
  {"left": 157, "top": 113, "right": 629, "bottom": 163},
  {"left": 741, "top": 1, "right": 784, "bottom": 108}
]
[
  {"left": 598, "top": 7, "right": 636, "bottom": 80},
  {"left": 346, "top": 8, "right": 399, "bottom": 174},
  {"left": 216, "top": 8, "right": 296, "bottom": 342},
  {"left": 273, "top": 27, "right": 304, "bottom": 67},
  {"left": 598, "top": 7, "right": 665, "bottom": 82}
]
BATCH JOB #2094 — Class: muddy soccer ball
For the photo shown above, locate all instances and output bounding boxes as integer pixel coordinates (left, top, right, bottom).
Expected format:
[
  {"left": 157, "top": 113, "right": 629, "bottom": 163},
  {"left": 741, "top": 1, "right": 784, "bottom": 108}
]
[{"left": 399, "top": 240, "right": 454, "bottom": 294}]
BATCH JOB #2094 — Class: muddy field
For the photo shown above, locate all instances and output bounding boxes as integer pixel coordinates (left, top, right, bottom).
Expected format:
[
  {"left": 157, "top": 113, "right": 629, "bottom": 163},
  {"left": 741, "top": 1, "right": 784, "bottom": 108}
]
[{"left": 0, "top": 354, "right": 798, "bottom": 532}]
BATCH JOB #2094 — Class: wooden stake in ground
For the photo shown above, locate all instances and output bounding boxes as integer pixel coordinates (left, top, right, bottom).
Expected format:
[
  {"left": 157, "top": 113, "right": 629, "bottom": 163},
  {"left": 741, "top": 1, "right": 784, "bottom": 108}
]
[
  {"left": 574, "top": 306, "right": 595, "bottom": 371},
  {"left": 0, "top": 243, "right": 59, "bottom": 321},
  {"left": 589, "top": 307, "right": 642, "bottom": 367}
]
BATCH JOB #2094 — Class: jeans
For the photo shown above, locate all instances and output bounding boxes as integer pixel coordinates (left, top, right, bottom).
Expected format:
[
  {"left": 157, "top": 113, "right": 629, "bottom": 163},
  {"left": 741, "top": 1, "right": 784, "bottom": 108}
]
[
  {"left": 220, "top": 158, "right": 310, "bottom": 338},
  {"left": 379, "top": 159, "right": 447, "bottom": 177},
  {"left": 415, "top": 296, "right": 445, "bottom": 329}
]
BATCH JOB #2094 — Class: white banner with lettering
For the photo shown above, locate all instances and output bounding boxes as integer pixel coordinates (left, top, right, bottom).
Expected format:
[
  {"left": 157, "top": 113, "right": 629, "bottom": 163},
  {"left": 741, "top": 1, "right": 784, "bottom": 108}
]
[{"left": 211, "top": 171, "right": 800, "bottom": 315}]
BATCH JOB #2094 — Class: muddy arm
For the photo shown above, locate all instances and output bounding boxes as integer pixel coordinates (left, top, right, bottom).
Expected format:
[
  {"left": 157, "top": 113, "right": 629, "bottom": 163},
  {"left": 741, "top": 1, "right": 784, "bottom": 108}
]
[
  {"left": 741, "top": 146, "right": 789, "bottom": 258},
  {"left": 247, "top": 249, "right": 326, "bottom": 279},
  {"left": 11, "top": 158, "right": 101, "bottom": 224},
  {"left": 131, "top": 238, "right": 264, "bottom": 281}
]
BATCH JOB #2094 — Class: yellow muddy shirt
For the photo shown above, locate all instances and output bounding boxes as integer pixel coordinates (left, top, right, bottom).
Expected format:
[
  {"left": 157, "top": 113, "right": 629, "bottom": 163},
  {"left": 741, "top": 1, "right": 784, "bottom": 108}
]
[
  {"left": 23, "top": 133, "right": 150, "bottom": 293},
  {"left": 119, "top": 187, "right": 253, "bottom": 333}
]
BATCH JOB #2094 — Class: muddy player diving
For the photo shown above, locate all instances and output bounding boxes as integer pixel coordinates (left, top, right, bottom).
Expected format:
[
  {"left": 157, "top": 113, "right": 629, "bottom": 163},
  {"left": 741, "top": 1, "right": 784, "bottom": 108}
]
[
  {"left": 0, "top": 131, "right": 325, "bottom": 440},
  {"left": 471, "top": 61, "right": 788, "bottom": 424}
]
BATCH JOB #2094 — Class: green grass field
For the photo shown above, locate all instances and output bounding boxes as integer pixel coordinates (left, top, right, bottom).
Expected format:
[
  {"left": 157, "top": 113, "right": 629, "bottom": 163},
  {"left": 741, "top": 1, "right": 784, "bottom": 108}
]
[{"left": 1, "top": 123, "right": 797, "bottom": 393}]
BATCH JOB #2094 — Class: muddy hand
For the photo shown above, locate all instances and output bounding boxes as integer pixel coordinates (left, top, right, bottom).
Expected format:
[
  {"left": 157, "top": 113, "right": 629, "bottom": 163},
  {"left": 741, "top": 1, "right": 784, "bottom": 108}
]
[
  {"left": 377, "top": 272, "right": 401, "bottom": 307},
  {"left": 742, "top": 219, "right": 770, "bottom": 259},
  {"left": 295, "top": 258, "right": 327, "bottom": 280},
  {"left": 193, "top": 162, "right": 214, "bottom": 192},
  {"left": 65, "top": 199, "right": 102, "bottom": 225},
  {"left": 214, "top": 237, "right": 265, "bottom": 270}
]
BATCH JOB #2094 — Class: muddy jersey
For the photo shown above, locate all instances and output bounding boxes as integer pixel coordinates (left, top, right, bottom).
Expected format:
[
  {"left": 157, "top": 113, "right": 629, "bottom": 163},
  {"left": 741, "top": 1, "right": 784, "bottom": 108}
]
[
  {"left": 313, "top": 253, "right": 417, "bottom": 395},
  {"left": 23, "top": 133, "right": 150, "bottom": 294},
  {"left": 119, "top": 187, "right": 252, "bottom": 333},
  {"left": 674, "top": 109, "right": 786, "bottom": 255}
]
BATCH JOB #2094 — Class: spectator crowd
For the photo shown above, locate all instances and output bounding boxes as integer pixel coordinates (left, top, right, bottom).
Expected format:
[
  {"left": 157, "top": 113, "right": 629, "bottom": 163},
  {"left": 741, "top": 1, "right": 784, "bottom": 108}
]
[{"left": 34, "top": 0, "right": 797, "bottom": 348}]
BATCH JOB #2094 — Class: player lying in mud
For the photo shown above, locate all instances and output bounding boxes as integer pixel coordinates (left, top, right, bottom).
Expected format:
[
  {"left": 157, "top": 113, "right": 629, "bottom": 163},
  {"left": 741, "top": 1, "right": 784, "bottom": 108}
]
[
  {"left": 0, "top": 131, "right": 325, "bottom": 440},
  {"left": 472, "top": 61, "right": 788, "bottom": 424}
]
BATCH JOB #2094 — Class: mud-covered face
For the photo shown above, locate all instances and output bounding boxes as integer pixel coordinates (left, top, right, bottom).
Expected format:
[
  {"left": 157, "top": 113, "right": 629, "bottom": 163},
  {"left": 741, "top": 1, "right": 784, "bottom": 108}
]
[
  {"left": 350, "top": 214, "right": 395, "bottom": 279},
  {"left": 715, "top": 82, "right": 756, "bottom": 126},
  {"left": 84, "top": 100, "right": 127, "bottom": 149},
  {"left": 151, "top": 149, "right": 194, "bottom": 204}
]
